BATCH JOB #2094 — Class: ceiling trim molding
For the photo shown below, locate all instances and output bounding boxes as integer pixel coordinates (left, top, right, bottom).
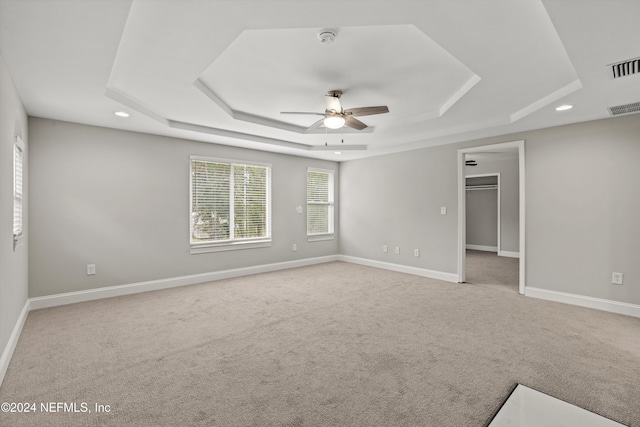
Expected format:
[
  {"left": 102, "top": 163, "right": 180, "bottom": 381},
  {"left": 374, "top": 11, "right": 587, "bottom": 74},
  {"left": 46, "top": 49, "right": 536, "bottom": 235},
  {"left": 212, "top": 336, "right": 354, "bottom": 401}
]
[
  {"left": 193, "top": 78, "right": 306, "bottom": 133},
  {"left": 192, "top": 78, "right": 234, "bottom": 117},
  {"left": 106, "top": 85, "right": 368, "bottom": 151},
  {"left": 509, "top": 78, "right": 582, "bottom": 123},
  {"left": 105, "top": 87, "right": 169, "bottom": 126},
  {"left": 378, "top": 74, "right": 482, "bottom": 128},
  {"left": 308, "top": 144, "right": 367, "bottom": 151},
  {"left": 169, "top": 120, "right": 367, "bottom": 151},
  {"left": 439, "top": 74, "right": 482, "bottom": 117},
  {"left": 168, "top": 120, "right": 310, "bottom": 150},
  {"left": 193, "top": 78, "right": 373, "bottom": 135}
]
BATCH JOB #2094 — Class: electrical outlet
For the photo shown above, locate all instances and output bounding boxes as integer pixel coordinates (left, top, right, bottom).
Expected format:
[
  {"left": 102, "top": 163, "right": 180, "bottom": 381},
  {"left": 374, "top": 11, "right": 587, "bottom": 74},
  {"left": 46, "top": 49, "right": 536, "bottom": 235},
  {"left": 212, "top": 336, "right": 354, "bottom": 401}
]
[
  {"left": 440, "top": 207, "right": 447, "bottom": 215},
  {"left": 383, "top": 245, "right": 388, "bottom": 253},
  {"left": 292, "top": 243, "right": 297, "bottom": 252},
  {"left": 87, "top": 264, "right": 96, "bottom": 275},
  {"left": 612, "top": 272, "right": 623, "bottom": 285},
  {"left": 414, "top": 249, "right": 420, "bottom": 257},
  {"left": 395, "top": 246, "right": 400, "bottom": 254}
]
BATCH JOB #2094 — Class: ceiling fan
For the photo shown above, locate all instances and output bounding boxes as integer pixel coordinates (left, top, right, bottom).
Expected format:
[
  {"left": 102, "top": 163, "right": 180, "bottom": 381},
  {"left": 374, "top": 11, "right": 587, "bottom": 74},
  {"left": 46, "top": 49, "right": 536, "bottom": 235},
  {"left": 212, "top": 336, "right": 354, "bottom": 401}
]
[{"left": 281, "top": 90, "right": 389, "bottom": 131}]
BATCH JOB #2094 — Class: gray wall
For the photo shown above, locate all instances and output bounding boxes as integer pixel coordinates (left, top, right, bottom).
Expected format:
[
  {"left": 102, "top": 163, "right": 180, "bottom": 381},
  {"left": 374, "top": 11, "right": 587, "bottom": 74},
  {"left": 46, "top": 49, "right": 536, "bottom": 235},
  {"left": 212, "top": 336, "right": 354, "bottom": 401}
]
[
  {"left": 340, "top": 114, "right": 640, "bottom": 305},
  {"left": 525, "top": 115, "right": 640, "bottom": 304},
  {"left": 466, "top": 185, "right": 498, "bottom": 249},
  {"left": 339, "top": 143, "right": 459, "bottom": 273},
  {"left": 28, "top": 118, "right": 339, "bottom": 297},
  {"left": 20, "top": 99, "right": 640, "bottom": 307},
  {"left": 465, "top": 156, "right": 519, "bottom": 253},
  {"left": 0, "top": 54, "right": 28, "bottom": 361}
]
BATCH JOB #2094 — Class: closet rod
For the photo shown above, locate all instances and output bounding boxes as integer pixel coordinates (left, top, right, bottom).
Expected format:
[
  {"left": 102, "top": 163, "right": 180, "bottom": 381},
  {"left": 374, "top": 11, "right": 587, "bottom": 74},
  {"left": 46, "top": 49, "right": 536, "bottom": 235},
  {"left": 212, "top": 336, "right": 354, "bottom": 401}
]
[{"left": 465, "top": 185, "right": 498, "bottom": 191}]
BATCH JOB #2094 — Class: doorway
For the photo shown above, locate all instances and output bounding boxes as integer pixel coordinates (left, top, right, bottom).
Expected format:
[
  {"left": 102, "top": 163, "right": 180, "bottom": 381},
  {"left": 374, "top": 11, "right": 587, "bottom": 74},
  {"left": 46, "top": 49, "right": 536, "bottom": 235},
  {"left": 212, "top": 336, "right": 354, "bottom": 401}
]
[
  {"left": 465, "top": 173, "right": 500, "bottom": 253},
  {"left": 457, "top": 141, "right": 525, "bottom": 294}
]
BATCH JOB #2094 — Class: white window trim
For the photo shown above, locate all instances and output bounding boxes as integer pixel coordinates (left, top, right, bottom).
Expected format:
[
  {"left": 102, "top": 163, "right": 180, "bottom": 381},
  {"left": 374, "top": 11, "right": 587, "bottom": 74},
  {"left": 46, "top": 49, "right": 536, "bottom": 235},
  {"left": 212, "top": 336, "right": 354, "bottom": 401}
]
[
  {"left": 308, "top": 234, "right": 335, "bottom": 242},
  {"left": 307, "top": 167, "right": 335, "bottom": 242},
  {"left": 13, "top": 135, "right": 25, "bottom": 251},
  {"left": 190, "top": 240, "right": 272, "bottom": 254},
  {"left": 190, "top": 155, "right": 272, "bottom": 254}
]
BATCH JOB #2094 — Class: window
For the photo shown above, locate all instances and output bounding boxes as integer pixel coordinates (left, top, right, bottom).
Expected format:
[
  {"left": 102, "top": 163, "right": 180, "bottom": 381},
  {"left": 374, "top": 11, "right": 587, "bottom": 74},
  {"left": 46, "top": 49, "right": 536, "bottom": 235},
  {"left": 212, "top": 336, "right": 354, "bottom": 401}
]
[
  {"left": 307, "top": 168, "right": 334, "bottom": 239},
  {"left": 190, "top": 156, "right": 271, "bottom": 252},
  {"left": 13, "top": 136, "right": 25, "bottom": 249}
]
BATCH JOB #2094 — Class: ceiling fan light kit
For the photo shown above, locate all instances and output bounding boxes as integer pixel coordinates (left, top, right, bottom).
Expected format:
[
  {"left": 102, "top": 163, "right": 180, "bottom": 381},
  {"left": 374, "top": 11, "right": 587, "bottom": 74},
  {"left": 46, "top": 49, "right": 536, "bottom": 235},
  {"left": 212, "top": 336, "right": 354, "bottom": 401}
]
[{"left": 324, "top": 115, "right": 346, "bottom": 129}]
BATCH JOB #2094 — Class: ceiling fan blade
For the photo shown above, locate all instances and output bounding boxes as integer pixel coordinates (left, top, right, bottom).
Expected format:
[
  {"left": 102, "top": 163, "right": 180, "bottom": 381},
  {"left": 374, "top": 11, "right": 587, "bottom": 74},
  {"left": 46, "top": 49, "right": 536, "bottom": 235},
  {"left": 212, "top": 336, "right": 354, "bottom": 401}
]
[
  {"left": 344, "top": 106, "right": 389, "bottom": 117},
  {"left": 281, "top": 111, "right": 325, "bottom": 116},
  {"left": 308, "top": 118, "right": 325, "bottom": 130},
  {"left": 344, "top": 116, "right": 367, "bottom": 130},
  {"left": 325, "top": 95, "right": 342, "bottom": 113}
]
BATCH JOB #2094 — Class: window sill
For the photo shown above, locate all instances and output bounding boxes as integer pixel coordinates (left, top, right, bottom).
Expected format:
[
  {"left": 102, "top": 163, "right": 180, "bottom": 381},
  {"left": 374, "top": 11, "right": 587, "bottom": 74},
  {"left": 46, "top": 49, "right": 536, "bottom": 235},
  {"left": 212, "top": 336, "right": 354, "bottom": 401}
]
[
  {"left": 190, "top": 239, "right": 271, "bottom": 255},
  {"left": 307, "top": 234, "right": 334, "bottom": 242}
]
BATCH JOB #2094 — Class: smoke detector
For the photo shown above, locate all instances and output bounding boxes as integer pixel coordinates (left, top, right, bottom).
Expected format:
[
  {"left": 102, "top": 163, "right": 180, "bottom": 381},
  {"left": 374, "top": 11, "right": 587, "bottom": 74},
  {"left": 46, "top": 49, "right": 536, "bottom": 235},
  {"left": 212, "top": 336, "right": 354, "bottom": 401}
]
[{"left": 318, "top": 30, "right": 336, "bottom": 45}]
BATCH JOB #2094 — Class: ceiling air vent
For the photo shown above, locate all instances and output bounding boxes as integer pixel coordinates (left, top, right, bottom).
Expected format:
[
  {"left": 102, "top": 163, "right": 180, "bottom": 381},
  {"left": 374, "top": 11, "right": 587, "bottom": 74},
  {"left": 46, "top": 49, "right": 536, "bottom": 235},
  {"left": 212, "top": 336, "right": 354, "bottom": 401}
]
[
  {"left": 610, "top": 57, "right": 640, "bottom": 79},
  {"left": 608, "top": 102, "right": 640, "bottom": 116}
]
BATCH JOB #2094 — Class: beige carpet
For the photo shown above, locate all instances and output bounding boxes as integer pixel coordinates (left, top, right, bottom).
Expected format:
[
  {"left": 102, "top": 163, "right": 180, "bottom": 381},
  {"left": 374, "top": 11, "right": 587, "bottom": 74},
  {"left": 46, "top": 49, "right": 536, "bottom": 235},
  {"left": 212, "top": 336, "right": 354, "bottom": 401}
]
[
  {"left": 1, "top": 261, "right": 639, "bottom": 426},
  {"left": 465, "top": 249, "right": 519, "bottom": 292}
]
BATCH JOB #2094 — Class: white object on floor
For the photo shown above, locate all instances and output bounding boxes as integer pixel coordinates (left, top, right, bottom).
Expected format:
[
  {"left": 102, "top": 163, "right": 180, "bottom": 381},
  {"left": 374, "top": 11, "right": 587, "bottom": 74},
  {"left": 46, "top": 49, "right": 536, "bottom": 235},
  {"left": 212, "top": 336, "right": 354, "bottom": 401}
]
[{"left": 488, "top": 384, "right": 626, "bottom": 427}]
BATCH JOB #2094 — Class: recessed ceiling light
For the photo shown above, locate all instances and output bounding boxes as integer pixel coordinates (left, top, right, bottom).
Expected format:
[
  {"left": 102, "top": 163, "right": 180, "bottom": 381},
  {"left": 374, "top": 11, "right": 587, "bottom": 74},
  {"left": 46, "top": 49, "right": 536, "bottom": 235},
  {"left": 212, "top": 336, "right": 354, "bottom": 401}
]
[
  {"left": 334, "top": 151, "right": 342, "bottom": 155},
  {"left": 114, "top": 111, "right": 130, "bottom": 117},
  {"left": 555, "top": 105, "right": 573, "bottom": 111}
]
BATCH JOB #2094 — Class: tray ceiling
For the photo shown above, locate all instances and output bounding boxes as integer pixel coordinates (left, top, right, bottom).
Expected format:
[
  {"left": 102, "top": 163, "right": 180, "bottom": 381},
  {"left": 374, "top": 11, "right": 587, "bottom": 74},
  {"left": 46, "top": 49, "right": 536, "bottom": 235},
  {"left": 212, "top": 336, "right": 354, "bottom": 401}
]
[{"left": 1, "top": 0, "right": 639, "bottom": 161}]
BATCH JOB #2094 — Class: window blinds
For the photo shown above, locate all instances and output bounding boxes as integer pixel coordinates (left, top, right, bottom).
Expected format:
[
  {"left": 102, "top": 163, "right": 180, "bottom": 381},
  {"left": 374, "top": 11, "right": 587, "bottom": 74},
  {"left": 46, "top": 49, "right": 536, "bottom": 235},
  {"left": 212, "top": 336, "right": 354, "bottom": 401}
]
[
  {"left": 233, "top": 164, "right": 268, "bottom": 239},
  {"left": 13, "top": 137, "right": 24, "bottom": 238},
  {"left": 307, "top": 169, "right": 334, "bottom": 235},
  {"left": 191, "top": 159, "right": 270, "bottom": 245}
]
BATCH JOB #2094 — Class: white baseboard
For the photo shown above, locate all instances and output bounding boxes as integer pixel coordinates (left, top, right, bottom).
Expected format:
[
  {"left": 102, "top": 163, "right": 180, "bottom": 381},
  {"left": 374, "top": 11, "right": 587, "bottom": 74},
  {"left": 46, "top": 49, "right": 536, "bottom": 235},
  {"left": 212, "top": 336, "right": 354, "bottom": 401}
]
[
  {"left": 0, "top": 300, "right": 30, "bottom": 386},
  {"left": 466, "top": 244, "right": 498, "bottom": 252},
  {"left": 2, "top": 256, "right": 338, "bottom": 388},
  {"left": 4, "top": 258, "right": 639, "bottom": 392},
  {"left": 498, "top": 250, "right": 520, "bottom": 258},
  {"left": 338, "top": 255, "right": 458, "bottom": 283},
  {"left": 29, "top": 255, "right": 339, "bottom": 311},
  {"left": 525, "top": 287, "right": 640, "bottom": 318}
]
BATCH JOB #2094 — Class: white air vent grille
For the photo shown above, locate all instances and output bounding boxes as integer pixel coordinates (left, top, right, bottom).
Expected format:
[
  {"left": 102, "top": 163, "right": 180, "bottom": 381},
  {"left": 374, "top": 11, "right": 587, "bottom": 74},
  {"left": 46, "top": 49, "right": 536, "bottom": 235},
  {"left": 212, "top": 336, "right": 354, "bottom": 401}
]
[
  {"left": 610, "top": 57, "right": 640, "bottom": 79},
  {"left": 608, "top": 102, "right": 640, "bottom": 116}
]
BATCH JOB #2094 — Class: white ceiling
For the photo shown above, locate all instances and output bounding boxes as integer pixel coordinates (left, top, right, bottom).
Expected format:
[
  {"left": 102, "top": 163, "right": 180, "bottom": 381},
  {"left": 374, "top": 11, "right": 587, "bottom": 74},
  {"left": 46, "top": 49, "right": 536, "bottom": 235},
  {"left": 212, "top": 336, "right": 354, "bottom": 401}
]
[{"left": 1, "top": 0, "right": 639, "bottom": 162}]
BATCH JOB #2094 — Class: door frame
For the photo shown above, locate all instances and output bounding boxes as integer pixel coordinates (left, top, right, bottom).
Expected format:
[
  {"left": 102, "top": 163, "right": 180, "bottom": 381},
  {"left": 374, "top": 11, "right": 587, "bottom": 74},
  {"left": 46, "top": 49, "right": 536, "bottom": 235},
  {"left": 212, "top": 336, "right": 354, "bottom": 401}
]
[{"left": 457, "top": 140, "right": 525, "bottom": 294}]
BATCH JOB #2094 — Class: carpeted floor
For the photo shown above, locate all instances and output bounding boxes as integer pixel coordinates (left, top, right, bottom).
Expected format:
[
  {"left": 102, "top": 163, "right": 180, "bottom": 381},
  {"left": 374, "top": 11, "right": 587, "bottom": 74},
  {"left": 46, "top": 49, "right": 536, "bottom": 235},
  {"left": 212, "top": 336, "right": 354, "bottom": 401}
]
[
  {"left": 1, "top": 261, "right": 638, "bottom": 426},
  {"left": 465, "top": 249, "right": 519, "bottom": 292}
]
